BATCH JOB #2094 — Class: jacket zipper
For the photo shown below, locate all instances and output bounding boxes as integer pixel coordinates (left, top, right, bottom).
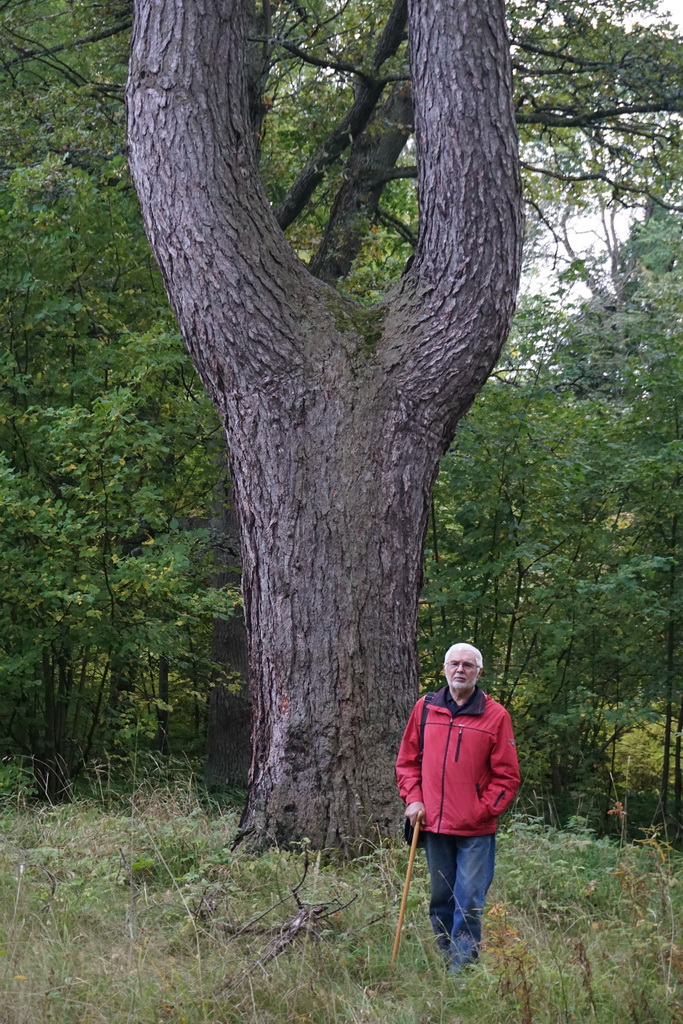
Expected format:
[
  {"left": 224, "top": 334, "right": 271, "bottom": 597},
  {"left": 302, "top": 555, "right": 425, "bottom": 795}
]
[
  {"left": 437, "top": 718, "right": 454, "bottom": 830},
  {"left": 454, "top": 728, "right": 463, "bottom": 762}
]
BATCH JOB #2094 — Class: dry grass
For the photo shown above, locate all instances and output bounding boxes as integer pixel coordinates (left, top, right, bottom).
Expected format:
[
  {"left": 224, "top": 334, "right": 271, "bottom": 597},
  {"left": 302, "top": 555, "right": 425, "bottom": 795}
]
[{"left": 0, "top": 779, "right": 681, "bottom": 1023}]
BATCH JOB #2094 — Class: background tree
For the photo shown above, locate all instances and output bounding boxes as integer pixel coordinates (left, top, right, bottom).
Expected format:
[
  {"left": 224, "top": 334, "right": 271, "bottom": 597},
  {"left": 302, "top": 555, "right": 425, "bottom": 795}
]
[{"left": 0, "top": 7, "right": 232, "bottom": 795}]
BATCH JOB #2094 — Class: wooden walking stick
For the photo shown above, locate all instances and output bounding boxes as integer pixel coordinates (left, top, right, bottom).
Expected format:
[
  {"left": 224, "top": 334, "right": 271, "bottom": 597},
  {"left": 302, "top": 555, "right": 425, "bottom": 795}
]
[{"left": 391, "top": 810, "right": 424, "bottom": 967}]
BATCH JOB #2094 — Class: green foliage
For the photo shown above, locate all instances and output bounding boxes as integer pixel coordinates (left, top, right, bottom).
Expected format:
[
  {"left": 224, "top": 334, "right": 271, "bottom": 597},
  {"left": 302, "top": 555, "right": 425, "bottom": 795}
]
[
  {"left": 0, "top": 8, "right": 230, "bottom": 790},
  {"left": 511, "top": 0, "right": 683, "bottom": 230},
  {"left": 258, "top": 0, "right": 683, "bottom": 283},
  {"left": 420, "top": 211, "right": 683, "bottom": 827}
]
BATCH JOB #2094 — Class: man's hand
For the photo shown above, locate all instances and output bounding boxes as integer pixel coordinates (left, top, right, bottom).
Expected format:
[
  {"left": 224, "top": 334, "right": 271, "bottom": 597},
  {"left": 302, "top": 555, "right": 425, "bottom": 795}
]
[{"left": 405, "top": 801, "right": 425, "bottom": 827}]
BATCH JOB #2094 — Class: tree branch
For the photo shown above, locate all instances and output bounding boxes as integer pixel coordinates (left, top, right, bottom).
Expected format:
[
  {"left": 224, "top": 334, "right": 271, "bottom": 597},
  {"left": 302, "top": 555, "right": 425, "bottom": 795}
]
[
  {"left": 407, "top": 0, "right": 522, "bottom": 296},
  {"left": 0, "top": 18, "right": 132, "bottom": 74},
  {"left": 376, "top": 207, "right": 416, "bottom": 247},
  {"left": 369, "top": 165, "right": 417, "bottom": 186},
  {"left": 522, "top": 161, "right": 683, "bottom": 212},
  {"left": 274, "top": 0, "right": 407, "bottom": 230},
  {"left": 377, "top": 0, "right": 523, "bottom": 432},
  {"left": 250, "top": 34, "right": 377, "bottom": 85},
  {"left": 517, "top": 100, "right": 683, "bottom": 128},
  {"left": 308, "top": 83, "right": 413, "bottom": 283}
]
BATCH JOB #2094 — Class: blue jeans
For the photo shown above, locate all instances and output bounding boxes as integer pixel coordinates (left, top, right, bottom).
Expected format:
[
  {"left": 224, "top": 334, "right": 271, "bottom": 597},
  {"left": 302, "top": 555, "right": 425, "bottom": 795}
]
[{"left": 422, "top": 832, "right": 496, "bottom": 971}]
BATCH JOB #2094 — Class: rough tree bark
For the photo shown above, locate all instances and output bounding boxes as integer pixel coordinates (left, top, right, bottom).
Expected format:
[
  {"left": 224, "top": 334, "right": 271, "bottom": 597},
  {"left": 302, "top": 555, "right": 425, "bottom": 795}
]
[
  {"left": 127, "top": 0, "right": 523, "bottom": 848},
  {"left": 205, "top": 458, "right": 251, "bottom": 789}
]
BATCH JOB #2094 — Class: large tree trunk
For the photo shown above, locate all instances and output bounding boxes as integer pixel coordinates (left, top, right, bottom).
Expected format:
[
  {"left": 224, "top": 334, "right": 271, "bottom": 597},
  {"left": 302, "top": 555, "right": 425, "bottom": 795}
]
[{"left": 127, "top": 0, "right": 523, "bottom": 847}]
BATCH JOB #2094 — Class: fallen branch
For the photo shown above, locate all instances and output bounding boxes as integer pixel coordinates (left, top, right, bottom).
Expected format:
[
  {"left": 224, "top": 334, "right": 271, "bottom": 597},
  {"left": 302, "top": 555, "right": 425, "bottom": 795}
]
[
  {"left": 39, "top": 864, "right": 58, "bottom": 915},
  {"left": 220, "top": 887, "right": 357, "bottom": 993},
  {"left": 255, "top": 901, "right": 331, "bottom": 965}
]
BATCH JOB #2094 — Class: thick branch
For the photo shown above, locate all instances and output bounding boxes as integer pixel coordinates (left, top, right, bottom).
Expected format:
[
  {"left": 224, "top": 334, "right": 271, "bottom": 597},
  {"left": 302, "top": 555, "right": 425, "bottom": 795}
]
[
  {"left": 309, "top": 83, "right": 413, "bottom": 284},
  {"left": 274, "top": 0, "right": 407, "bottom": 230},
  {"left": 127, "top": 0, "right": 326, "bottom": 392}
]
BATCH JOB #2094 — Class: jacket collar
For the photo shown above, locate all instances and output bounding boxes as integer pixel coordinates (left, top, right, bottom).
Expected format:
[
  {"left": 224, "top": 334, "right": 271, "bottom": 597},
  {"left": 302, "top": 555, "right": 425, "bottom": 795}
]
[{"left": 431, "top": 684, "right": 487, "bottom": 717}]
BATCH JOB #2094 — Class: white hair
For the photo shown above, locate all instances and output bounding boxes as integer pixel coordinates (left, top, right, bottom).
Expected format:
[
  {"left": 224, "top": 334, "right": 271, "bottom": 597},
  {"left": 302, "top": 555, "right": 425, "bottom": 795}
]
[{"left": 444, "top": 643, "right": 483, "bottom": 670}]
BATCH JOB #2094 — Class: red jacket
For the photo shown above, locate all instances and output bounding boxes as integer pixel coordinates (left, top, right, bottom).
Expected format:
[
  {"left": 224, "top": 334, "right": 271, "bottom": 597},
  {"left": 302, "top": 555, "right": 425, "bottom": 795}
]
[{"left": 396, "top": 686, "right": 520, "bottom": 836}]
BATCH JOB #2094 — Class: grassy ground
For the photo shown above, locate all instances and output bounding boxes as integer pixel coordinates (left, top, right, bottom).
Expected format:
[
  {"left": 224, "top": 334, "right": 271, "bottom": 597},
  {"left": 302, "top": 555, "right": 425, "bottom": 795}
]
[{"left": 0, "top": 777, "right": 681, "bottom": 1024}]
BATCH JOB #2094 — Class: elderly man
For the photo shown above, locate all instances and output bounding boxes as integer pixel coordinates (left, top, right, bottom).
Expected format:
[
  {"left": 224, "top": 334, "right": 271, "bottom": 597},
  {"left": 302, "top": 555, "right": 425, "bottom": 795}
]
[{"left": 396, "top": 642, "right": 520, "bottom": 972}]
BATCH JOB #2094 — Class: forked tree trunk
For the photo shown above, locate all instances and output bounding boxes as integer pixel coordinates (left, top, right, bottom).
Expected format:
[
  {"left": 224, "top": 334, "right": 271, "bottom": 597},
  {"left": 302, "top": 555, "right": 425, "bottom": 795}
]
[{"left": 127, "top": 0, "right": 523, "bottom": 847}]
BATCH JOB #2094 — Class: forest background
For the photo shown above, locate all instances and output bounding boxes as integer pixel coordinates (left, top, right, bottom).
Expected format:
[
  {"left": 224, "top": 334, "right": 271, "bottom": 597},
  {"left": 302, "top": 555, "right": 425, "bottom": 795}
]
[{"left": 1, "top": 0, "right": 683, "bottom": 842}]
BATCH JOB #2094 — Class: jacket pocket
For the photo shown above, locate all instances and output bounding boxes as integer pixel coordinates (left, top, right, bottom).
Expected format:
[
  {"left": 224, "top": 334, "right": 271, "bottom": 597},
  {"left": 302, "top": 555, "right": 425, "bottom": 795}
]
[
  {"left": 473, "top": 782, "right": 492, "bottom": 822},
  {"left": 438, "top": 782, "right": 491, "bottom": 833}
]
